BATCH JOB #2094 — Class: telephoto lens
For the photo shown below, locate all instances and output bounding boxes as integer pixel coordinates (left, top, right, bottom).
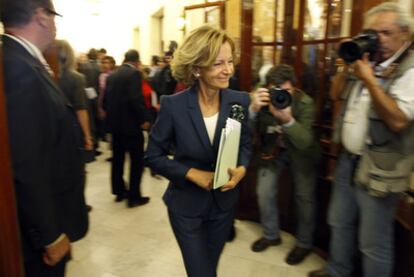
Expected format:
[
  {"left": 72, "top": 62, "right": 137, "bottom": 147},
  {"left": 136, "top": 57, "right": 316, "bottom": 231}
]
[
  {"left": 269, "top": 87, "right": 292, "bottom": 109},
  {"left": 338, "top": 29, "right": 379, "bottom": 64}
]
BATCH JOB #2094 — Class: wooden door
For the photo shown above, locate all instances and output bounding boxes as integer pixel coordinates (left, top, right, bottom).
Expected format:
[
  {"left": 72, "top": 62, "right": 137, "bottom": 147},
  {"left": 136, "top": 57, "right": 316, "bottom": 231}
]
[{"left": 0, "top": 42, "right": 24, "bottom": 277}]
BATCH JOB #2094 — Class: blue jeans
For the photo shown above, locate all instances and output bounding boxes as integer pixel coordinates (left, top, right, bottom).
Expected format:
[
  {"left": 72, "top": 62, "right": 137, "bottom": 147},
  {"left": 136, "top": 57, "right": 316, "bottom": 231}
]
[
  {"left": 326, "top": 152, "right": 400, "bottom": 277},
  {"left": 256, "top": 151, "right": 316, "bottom": 249}
]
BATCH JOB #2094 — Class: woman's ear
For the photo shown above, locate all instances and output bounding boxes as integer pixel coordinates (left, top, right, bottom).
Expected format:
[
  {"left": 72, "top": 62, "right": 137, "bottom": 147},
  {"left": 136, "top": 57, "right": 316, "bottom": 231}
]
[{"left": 193, "top": 68, "right": 200, "bottom": 78}]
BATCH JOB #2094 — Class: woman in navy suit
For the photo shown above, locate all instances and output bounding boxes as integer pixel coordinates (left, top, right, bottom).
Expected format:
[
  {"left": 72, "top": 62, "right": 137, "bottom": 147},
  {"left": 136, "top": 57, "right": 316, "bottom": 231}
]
[{"left": 145, "top": 25, "right": 252, "bottom": 277}]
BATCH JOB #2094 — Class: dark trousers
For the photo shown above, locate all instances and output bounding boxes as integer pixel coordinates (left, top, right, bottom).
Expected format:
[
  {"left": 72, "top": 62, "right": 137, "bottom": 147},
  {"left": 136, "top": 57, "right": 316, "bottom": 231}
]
[
  {"left": 111, "top": 132, "right": 144, "bottom": 201},
  {"left": 24, "top": 254, "right": 69, "bottom": 277},
  {"left": 168, "top": 201, "right": 234, "bottom": 277}
]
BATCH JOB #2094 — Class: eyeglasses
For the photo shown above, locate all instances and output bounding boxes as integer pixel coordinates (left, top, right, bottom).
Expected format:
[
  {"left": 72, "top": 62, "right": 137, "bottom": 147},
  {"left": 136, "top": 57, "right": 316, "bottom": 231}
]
[{"left": 43, "top": 7, "right": 62, "bottom": 17}]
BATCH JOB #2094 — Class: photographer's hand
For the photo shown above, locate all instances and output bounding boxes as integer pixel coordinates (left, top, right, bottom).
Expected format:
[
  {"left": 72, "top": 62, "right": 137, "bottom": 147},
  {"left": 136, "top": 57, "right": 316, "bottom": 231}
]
[
  {"left": 351, "top": 53, "right": 376, "bottom": 83},
  {"left": 250, "top": 88, "right": 270, "bottom": 112},
  {"left": 269, "top": 104, "right": 293, "bottom": 125}
]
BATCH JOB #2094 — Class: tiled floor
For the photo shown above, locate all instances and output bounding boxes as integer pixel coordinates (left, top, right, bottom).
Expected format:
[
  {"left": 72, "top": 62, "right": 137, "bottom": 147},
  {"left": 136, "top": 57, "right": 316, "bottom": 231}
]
[{"left": 67, "top": 142, "right": 324, "bottom": 277}]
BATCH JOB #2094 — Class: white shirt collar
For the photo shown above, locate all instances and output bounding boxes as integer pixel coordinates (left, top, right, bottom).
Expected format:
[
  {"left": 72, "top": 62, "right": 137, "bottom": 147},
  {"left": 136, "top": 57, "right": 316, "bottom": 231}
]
[
  {"left": 4, "top": 34, "right": 54, "bottom": 76},
  {"left": 4, "top": 34, "right": 45, "bottom": 61}
]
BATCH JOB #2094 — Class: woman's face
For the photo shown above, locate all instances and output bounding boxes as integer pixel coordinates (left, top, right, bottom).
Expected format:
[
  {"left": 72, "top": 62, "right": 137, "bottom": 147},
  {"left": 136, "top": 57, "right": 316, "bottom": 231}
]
[{"left": 198, "top": 42, "right": 234, "bottom": 92}]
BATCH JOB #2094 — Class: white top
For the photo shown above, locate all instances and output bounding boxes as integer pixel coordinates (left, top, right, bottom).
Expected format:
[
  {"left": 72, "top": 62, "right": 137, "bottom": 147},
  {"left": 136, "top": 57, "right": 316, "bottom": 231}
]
[
  {"left": 342, "top": 42, "right": 414, "bottom": 155},
  {"left": 204, "top": 113, "right": 219, "bottom": 145}
]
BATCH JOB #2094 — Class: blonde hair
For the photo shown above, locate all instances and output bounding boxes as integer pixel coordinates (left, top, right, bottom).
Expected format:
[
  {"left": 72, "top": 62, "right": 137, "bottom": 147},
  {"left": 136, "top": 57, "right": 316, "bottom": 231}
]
[
  {"left": 171, "top": 25, "right": 235, "bottom": 86},
  {"left": 55, "top": 39, "right": 76, "bottom": 72}
]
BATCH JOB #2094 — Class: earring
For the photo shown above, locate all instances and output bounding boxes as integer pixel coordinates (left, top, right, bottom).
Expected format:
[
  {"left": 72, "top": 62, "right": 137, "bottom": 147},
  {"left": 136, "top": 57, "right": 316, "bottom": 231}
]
[{"left": 194, "top": 72, "right": 200, "bottom": 78}]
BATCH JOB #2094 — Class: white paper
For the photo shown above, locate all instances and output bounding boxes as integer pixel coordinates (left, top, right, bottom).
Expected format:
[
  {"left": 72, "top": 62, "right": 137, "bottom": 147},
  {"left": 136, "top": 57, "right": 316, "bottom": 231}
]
[
  {"left": 213, "top": 118, "right": 241, "bottom": 189},
  {"left": 85, "top": 87, "right": 98, "bottom": 99}
]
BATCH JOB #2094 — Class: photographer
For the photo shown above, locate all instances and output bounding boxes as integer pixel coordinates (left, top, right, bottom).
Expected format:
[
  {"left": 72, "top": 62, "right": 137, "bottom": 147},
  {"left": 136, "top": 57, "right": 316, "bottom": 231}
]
[
  {"left": 249, "top": 64, "right": 320, "bottom": 265},
  {"left": 310, "top": 3, "right": 414, "bottom": 277}
]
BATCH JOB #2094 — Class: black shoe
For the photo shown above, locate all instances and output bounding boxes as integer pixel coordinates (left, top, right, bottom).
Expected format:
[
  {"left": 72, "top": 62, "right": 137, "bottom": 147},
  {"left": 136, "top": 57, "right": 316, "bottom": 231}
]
[
  {"left": 127, "top": 197, "right": 150, "bottom": 208},
  {"left": 286, "top": 246, "right": 312, "bottom": 265},
  {"left": 227, "top": 225, "right": 236, "bottom": 242},
  {"left": 308, "top": 269, "right": 332, "bottom": 277},
  {"left": 86, "top": 204, "right": 93, "bottom": 212},
  {"left": 251, "top": 237, "right": 281, "bottom": 252},
  {"left": 114, "top": 192, "right": 127, "bottom": 202}
]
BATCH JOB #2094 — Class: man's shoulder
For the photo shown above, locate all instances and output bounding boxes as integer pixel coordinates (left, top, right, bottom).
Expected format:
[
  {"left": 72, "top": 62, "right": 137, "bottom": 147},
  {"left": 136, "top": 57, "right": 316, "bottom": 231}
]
[
  {"left": 295, "top": 89, "right": 314, "bottom": 105},
  {"left": 3, "top": 46, "right": 39, "bottom": 84}
]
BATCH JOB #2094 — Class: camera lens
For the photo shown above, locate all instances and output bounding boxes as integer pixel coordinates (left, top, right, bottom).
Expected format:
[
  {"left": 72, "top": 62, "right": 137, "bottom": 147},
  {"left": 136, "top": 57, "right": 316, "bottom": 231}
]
[
  {"left": 338, "top": 29, "right": 379, "bottom": 64},
  {"left": 269, "top": 87, "right": 292, "bottom": 109}
]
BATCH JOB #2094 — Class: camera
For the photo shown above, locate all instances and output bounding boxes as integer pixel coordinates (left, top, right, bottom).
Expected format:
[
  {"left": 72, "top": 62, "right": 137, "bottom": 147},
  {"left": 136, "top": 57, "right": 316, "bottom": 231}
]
[
  {"left": 338, "top": 29, "right": 379, "bottom": 64},
  {"left": 268, "top": 87, "right": 292, "bottom": 109}
]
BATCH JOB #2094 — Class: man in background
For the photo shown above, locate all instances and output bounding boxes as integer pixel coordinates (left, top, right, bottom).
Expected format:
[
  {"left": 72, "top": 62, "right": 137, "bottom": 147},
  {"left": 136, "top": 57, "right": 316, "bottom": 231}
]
[
  {"left": 104, "top": 49, "right": 150, "bottom": 208},
  {"left": 1, "top": 0, "right": 89, "bottom": 276}
]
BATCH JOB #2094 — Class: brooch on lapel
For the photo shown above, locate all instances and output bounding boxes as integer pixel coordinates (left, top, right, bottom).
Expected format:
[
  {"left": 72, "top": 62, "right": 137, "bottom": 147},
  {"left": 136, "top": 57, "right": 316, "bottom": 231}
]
[{"left": 229, "top": 104, "right": 245, "bottom": 122}]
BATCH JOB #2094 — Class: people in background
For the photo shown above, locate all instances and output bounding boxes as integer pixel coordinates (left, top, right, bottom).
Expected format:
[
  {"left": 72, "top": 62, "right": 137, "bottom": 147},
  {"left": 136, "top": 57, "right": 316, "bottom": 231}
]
[
  {"left": 97, "top": 48, "right": 107, "bottom": 65},
  {"left": 145, "top": 25, "right": 252, "bottom": 277},
  {"left": 148, "top": 55, "right": 161, "bottom": 79},
  {"left": 310, "top": 3, "right": 414, "bottom": 277},
  {"left": 152, "top": 51, "right": 177, "bottom": 98},
  {"left": 103, "top": 49, "right": 151, "bottom": 208},
  {"left": 56, "top": 39, "right": 94, "bottom": 153},
  {"left": 98, "top": 55, "right": 116, "bottom": 121},
  {"left": 249, "top": 64, "right": 320, "bottom": 265},
  {"left": 56, "top": 39, "right": 94, "bottom": 211},
  {"left": 1, "top": 1, "right": 88, "bottom": 276},
  {"left": 78, "top": 48, "right": 102, "bottom": 154}
]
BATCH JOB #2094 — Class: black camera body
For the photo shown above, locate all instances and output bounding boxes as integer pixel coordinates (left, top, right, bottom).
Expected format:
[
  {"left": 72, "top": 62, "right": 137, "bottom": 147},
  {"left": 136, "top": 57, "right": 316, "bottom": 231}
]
[
  {"left": 268, "top": 87, "right": 292, "bottom": 109},
  {"left": 338, "top": 29, "right": 379, "bottom": 64}
]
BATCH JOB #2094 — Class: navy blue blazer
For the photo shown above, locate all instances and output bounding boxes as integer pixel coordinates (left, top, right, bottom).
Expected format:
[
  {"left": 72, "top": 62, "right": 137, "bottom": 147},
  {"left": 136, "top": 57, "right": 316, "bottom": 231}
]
[{"left": 145, "top": 86, "right": 252, "bottom": 216}]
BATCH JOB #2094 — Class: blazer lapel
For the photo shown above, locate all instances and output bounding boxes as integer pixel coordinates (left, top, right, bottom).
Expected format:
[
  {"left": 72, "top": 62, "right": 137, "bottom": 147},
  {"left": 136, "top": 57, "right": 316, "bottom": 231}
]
[{"left": 187, "top": 87, "right": 215, "bottom": 158}]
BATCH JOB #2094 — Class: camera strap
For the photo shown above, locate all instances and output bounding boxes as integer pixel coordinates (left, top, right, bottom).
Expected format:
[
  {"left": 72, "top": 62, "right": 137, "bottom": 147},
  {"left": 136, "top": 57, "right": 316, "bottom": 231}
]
[{"left": 375, "top": 42, "right": 414, "bottom": 79}]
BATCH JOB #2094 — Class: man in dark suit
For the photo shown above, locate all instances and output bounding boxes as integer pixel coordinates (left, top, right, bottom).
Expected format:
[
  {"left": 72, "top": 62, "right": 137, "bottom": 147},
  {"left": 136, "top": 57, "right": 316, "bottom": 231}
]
[
  {"left": 104, "top": 49, "right": 150, "bottom": 208},
  {"left": 1, "top": 1, "right": 89, "bottom": 276}
]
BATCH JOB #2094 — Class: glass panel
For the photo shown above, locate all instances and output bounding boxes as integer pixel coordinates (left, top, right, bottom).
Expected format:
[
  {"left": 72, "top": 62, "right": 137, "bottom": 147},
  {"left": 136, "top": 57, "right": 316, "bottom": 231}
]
[
  {"left": 321, "top": 42, "right": 341, "bottom": 124},
  {"left": 206, "top": 6, "right": 220, "bottom": 29},
  {"left": 185, "top": 9, "right": 206, "bottom": 34},
  {"left": 304, "top": 0, "right": 328, "bottom": 40},
  {"left": 327, "top": 0, "right": 353, "bottom": 38},
  {"left": 252, "top": 46, "right": 277, "bottom": 86},
  {"left": 253, "top": 0, "right": 275, "bottom": 42},
  {"left": 276, "top": 0, "right": 286, "bottom": 42},
  {"left": 325, "top": 42, "right": 341, "bottom": 78},
  {"left": 302, "top": 43, "right": 324, "bottom": 97},
  {"left": 226, "top": 0, "right": 241, "bottom": 42}
]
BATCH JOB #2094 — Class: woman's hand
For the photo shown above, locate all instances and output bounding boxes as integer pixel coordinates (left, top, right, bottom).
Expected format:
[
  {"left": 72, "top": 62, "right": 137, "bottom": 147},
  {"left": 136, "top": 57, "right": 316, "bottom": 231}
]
[
  {"left": 221, "top": 166, "right": 246, "bottom": 192},
  {"left": 186, "top": 168, "right": 214, "bottom": 191}
]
